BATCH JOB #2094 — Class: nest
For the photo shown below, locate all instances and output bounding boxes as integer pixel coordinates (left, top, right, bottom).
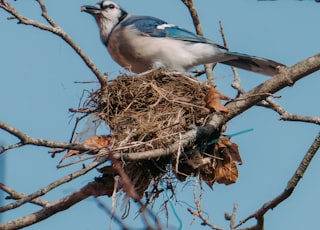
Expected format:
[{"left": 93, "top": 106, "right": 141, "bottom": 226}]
[
  {"left": 94, "top": 70, "right": 210, "bottom": 149},
  {"left": 81, "top": 70, "right": 241, "bottom": 200}
]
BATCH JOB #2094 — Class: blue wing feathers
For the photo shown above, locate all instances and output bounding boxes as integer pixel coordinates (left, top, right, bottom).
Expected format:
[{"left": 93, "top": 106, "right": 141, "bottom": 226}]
[
  {"left": 121, "top": 15, "right": 226, "bottom": 49},
  {"left": 121, "top": 16, "right": 168, "bottom": 37}
]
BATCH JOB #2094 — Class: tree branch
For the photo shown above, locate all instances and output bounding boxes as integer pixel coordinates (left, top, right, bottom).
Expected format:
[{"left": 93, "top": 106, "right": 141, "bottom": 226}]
[
  {"left": 113, "top": 53, "right": 320, "bottom": 162},
  {"left": 0, "top": 0, "right": 107, "bottom": 86},
  {"left": 1, "top": 1, "right": 320, "bottom": 228},
  {"left": 2, "top": 53, "right": 320, "bottom": 160},
  {"left": 181, "top": 0, "right": 215, "bottom": 85},
  {"left": 0, "top": 156, "right": 108, "bottom": 213},
  {"left": 236, "top": 131, "right": 320, "bottom": 229},
  {"left": 0, "top": 121, "right": 95, "bottom": 153},
  {"left": 224, "top": 203, "right": 238, "bottom": 230},
  {"left": 220, "top": 53, "right": 320, "bottom": 122},
  {"left": 0, "top": 180, "right": 109, "bottom": 230},
  {"left": 94, "top": 198, "right": 131, "bottom": 230},
  {"left": 260, "top": 98, "right": 320, "bottom": 125},
  {"left": 0, "top": 157, "right": 162, "bottom": 230},
  {"left": 187, "top": 176, "right": 223, "bottom": 230},
  {"left": 0, "top": 183, "right": 49, "bottom": 208},
  {"left": 219, "top": 20, "right": 243, "bottom": 95}
]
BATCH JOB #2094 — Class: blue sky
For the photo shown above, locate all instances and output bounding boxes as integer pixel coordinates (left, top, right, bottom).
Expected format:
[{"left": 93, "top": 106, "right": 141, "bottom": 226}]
[{"left": 1, "top": 0, "right": 320, "bottom": 229}]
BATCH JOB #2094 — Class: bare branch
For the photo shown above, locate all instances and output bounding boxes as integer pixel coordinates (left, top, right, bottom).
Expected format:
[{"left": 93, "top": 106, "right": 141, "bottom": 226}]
[
  {"left": 224, "top": 203, "right": 238, "bottom": 230},
  {"left": 236, "top": 131, "right": 320, "bottom": 228},
  {"left": 111, "top": 160, "right": 162, "bottom": 230},
  {"left": 0, "top": 156, "right": 108, "bottom": 213},
  {"left": 219, "top": 20, "right": 244, "bottom": 95},
  {"left": 0, "top": 121, "right": 95, "bottom": 153},
  {"left": 188, "top": 177, "right": 223, "bottom": 230},
  {"left": 2, "top": 53, "right": 319, "bottom": 159},
  {"left": 181, "top": 0, "right": 215, "bottom": 85},
  {"left": 181, "top": 0, "right": 203, "bottom": 35},
  {"left": 94, "top": 198, "right": 131, "bottom": 230},
  {"left": 218, "top": 21, "right": 319, "bottom": 125},
  {"left": 112, "top": 53, "right": 320, "bottom": 162},
  {"left": 0, "top": 158, "right": 162, "bottom": 230},
  {"left": 0, "top": 183, "right": 49, "bottom": 208},
  {"left": 260, "top": 98, "right": 320, "bottom": 125},
  {"left": 218, "top": 53, "right": 320, "bottom": 123},
  {"left": 0, "top": 180, "right": 109, "bottom": 230},
  {"left": 1, "top": 1, "right": 320, "bottom": 228},
  {"left": 0, "top": 0, "right": 107, "bottom": 86}
]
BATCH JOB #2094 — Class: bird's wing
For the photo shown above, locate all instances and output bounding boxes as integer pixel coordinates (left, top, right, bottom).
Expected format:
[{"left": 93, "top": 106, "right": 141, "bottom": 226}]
[{"left": 121, "top": 15, "right": 227, "bottom": 49}]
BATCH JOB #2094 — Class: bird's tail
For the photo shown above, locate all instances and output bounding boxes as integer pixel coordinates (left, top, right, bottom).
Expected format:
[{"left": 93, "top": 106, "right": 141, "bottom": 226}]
[{"left": 220, "top": 51, "right": 285, "bottom": 76}]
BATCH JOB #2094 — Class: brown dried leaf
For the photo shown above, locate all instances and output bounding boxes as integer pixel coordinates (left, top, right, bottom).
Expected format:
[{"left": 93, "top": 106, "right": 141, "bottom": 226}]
[
  {"left": 215, "top": 137, "right": 242, "bottom": 164},
  {"left": 83, "top": 135, "right": 111, "bottom": 150},
  {"left": 60, "top": 135, "right": 111, "bottom": 162},
  {"left": 204, "top": 86, "right": 230, "bottom": 113},
  {"left": 213, "top": 136, "right": 242, "bottom": 185},
  {"left": 215, "top": 160, "right": 238, "bottom": 185}
]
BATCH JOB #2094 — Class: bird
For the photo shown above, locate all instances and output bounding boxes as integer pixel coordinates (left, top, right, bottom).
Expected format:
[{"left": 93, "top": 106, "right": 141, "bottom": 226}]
[{"left": 81, "top": 1, "right": 284, "bottom": 76}]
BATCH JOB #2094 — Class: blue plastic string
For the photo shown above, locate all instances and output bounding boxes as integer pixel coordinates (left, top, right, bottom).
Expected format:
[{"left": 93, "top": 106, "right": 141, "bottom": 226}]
[
  {"left": 160, "top": 181, "right": 183, "bottom": 230},
  {"left": 156, "top": 128, "right": 253, "bottom": 229},
  {"left": 207, "top": 128, "right": 254, "bottom": 145}
]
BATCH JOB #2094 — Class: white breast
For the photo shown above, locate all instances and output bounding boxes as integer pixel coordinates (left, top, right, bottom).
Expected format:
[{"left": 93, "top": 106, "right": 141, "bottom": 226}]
[{"left": 107, "top": 25, "right": 227, "bottom": 73}]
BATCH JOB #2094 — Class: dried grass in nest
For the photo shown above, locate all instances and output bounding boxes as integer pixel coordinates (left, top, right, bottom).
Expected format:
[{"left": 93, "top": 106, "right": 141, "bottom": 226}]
[
  {"left": 91, "top": 70, "right": 210, "bottom": 151},
  {"left": 88, "top": 70, "right": 212, "bottom": 198}
]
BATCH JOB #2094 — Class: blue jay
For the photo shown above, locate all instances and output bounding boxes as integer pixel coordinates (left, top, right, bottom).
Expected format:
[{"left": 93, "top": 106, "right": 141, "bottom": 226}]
[{"left": 82, "top": 1, "right": 284, "bottom": 75}]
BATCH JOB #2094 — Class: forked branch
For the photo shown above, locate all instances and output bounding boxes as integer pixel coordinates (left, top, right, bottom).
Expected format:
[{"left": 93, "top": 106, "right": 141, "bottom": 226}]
[
  {"left": 0, "top": 0, "right": 107, "bottom": 86},
  {"left": 236, "top": 131, "right": 320, "bottom": 229}
]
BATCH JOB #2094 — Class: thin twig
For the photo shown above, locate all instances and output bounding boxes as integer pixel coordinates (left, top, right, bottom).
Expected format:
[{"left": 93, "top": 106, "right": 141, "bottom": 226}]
[
  {"left": 181, "top": 0, "right": 215, "bottom": 85},
  {"left": 95, "top": 197, "right": 130, "bottom": 230},
  {"left": 260, "top": 98, "right": 320, "bottom": 125},
  {"left": 224, "top": 203, "right": 238, "bottom": 230},
  {"left": 230, "top": 92, "right": 281, "bottom": 102},
  {"left": 236, "top": 131, "right": 320, "bottom": 228},
  {"left": 187, "top": 176, "right": 223, "bottom": 230},
  {"left": 0, "top": 156, "right": 108, "bottom": 213},
  {"left": 0, "top": 0, "right": 107, "bottom": 86},
  {"left": 219, "top": 20, "right": 244, "bottom": 96},
  {"left": 108, "top": 53, "right": 320, "bottom": 162},
  {"left": 112, "top": 160, "right": 162, "bottom": 230},
  {"left": 0, "top": 183, "right": 49, "bottom": 208},
  {"left": 2, "top": 54, "right": 320, "bottom": 160},
  {"left": 0, "top": 180, "right": 110, "bottom": 230},
  {"left": 36, "top": 0, "right": 57, "bottom": 27},
  {"left": 0, "top": 121, "right": 95, "bottom": 153}
]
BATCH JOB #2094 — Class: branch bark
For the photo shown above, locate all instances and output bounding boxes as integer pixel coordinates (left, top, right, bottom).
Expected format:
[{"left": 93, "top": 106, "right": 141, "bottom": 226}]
[
  {"left": 181, "top": 0, "right": 215, "bottom": 85},
  {"left": 0, "top": 180, "right": 109, "bottom": 230},
  {"left": 1, "top": 1, "right": 320, "bottom": 229},
  {"left": 0, "top": 121, "right": 95, "bottom": 153},
  {"left": 1, "top": 53, "right": 320, "bottom": 161},
  {"left": 0, "top": 0, "right": 107, "bottom": 86},
  {"left": 113, "top": 53, "right": 320, "bottom": 161},
  {"left": 236, "top": 131, "right": 320, "bottom": 229},
  {"left": 0, "top": 183, "right": 49, "bottom": 208},
  {"left": 0, "top": 156, "right": 108, "bottom": 213},
  {"left": 187, "top": 177, "right": 223, "bottom": 230},
  {"left": 260, "top": 98, "right": 320, "bottom": 124}
]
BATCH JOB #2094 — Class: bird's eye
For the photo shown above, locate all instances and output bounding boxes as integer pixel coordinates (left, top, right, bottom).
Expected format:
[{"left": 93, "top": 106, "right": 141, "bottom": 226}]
[
  {"left": 101, "top": 2, "right": 115, "bottom": 10},
  {"left": 108, "top": 4, "right": 115, "bottom": 9}
]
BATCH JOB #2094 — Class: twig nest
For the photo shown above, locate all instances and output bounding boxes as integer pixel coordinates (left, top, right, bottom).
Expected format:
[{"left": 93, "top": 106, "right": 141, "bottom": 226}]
[
  {"left": 93, "top": 70, "right": 210, "bottom": 152},
  {"left": 87, "top": 70, "right": 211, "bottom": 197},
  {"left": 82, "top": 70, "right": 241, "bottom": 199}
]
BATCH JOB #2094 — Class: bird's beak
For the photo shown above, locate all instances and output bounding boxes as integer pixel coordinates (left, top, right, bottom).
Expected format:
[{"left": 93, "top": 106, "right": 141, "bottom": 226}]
[{"left": 81, "top": 5, "right": 101, "bottom": 14}]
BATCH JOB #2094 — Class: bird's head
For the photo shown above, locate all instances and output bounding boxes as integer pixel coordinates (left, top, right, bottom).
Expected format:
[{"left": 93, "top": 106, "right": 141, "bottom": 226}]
[
  {"left": 82, "top": 1, "right": 128, "bottom": 42},
  {"left": 82, "top": 1, "right": 127, "bottom": 21}
]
